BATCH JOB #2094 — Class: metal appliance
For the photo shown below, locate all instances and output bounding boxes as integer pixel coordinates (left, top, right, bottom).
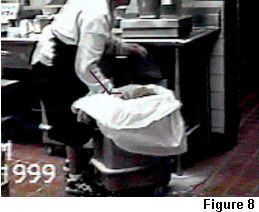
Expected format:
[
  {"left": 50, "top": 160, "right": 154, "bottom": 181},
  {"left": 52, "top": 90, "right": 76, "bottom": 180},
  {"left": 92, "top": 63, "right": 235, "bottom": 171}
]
[
  {"left": 121, "top": 15, "right": 192, "bottom": 38},
  {"left": 160, "top": 0, "right": 182, "bottom": 18},
  {"left": 121, "top": 0, "right": 192, "bottom": 38},
  {"left": 137, "top": 0, "right": 160, "bottom": 19}
]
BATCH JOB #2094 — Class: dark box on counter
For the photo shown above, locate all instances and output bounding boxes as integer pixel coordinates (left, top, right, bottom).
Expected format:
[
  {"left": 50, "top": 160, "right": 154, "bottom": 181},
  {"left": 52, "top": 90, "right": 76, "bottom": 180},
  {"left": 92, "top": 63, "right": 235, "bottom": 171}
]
[{"left": 121, "top": 15, "right": 193, "bottom": 38}]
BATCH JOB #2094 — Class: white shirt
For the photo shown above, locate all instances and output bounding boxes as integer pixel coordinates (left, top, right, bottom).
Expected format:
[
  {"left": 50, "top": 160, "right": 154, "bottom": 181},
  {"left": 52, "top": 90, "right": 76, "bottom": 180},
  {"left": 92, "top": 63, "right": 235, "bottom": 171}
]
[{"left": 32, "top": 0, "right": 126, "bottom": 94}]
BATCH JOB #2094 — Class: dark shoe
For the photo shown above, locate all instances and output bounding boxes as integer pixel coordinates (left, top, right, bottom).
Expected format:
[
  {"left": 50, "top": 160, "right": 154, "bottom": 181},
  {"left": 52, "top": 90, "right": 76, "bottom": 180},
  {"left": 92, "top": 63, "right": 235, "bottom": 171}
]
[
  {"left": 63, "top": 159, "right": 70, "bottom": 172},
  {"left": 65, "top": 175, "right": 94, "bottom": 196}
]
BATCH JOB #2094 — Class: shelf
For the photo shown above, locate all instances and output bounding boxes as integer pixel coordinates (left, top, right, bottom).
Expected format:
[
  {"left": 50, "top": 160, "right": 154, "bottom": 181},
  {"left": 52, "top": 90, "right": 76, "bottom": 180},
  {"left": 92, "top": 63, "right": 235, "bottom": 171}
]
[
  {"left": 21, "top": 5, "right": 63, "bottom": 10},
  {"left": 1, "top": 116, "right": 13, "bottom": 123},
  {"left": 1, "top": 37, "right": 38, "bottom": 42},
  {"left": 1, "top": 79, "right": 20, "bottom": 87}
]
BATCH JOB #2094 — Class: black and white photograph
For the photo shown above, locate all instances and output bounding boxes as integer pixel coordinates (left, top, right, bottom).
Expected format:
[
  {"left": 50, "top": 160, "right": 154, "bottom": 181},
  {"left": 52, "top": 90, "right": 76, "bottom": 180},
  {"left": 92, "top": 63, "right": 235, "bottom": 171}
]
[{"left": 1, "top": 0, "right": 259, "bottom": 205}]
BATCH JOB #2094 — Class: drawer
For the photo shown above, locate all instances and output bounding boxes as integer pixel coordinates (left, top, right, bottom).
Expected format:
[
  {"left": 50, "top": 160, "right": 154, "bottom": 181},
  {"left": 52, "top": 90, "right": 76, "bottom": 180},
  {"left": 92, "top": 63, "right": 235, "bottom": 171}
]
[{"left": 1, "top": 40, "right": 37, "bottom": 70}]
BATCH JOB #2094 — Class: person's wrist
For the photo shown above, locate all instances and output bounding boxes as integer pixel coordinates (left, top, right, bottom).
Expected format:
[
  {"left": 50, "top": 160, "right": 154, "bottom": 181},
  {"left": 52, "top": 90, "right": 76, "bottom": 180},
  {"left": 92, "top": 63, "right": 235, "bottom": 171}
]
[{"left": 120, "top": 43, "right": 131, "bottom": 55}]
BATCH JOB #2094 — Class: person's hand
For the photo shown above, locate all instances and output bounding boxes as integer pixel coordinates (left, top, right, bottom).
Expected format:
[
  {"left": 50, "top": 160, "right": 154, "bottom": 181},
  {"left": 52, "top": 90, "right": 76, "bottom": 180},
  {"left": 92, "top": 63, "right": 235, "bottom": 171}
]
[
  {"left": 113, "top": 93, "right": 123, "bottom": 98},
  {"left": 39, "top": 39, "right": 56, "bottom": 66},
  {"left": 87, "top": 68, "right": 114, "bottom": 95},
  {"left": 123, "top": 43, "right": 148, "bottom": 58},
  {"left": 77, "top": 109, "right": 92, "bottom": 124}
]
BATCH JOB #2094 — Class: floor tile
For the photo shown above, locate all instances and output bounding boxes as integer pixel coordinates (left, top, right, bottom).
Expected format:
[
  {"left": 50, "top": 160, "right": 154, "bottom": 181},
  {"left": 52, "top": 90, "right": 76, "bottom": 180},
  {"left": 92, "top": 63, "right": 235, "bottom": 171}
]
[
  {"left": 239, "top": 94, "right": 259, "bottom": 113},
  {"left": 242, "top": 132, "right": 259, "bottom": 145},
  {"left": 225, "top": 173, "right": 259, "bottom": 197},
  {"left": 239, "top": 122, "right": 259, "bottom": 137},
  {"left": 252, "top": 151, "right": 259, "bottom": 162},
  {"left": 232, "top": 143, "right": 259, "bottom": 155},
  {"left": 9, "top": 182, "right": 43, "bottom": 197},
  {"left": 195, "top": 173, "right": 239, "bottom": 196},
  {"left": 218, "top": 158, "right": 246, "bottom": 175},
  {"left": 240, "top": 163, "right": 259, "bottom": 175}
]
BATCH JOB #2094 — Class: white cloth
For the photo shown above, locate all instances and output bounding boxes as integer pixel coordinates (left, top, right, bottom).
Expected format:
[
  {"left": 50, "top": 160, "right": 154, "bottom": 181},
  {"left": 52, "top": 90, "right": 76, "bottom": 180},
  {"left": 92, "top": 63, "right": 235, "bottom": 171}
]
[
  {"left": 31, "top": 0, "right": 126, "bottom": 95},
  {"left": 72, "top": 84, "right": 187, "bottom": 156}
]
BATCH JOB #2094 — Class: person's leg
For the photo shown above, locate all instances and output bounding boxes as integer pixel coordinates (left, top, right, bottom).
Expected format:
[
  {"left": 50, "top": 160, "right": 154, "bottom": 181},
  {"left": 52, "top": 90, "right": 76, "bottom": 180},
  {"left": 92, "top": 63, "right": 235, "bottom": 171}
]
[
  {"left": 52, "top": 45, "right": 96, "bottom": 194},
  {"left": 63, "top": 121, "right": 96, "bottom": 195},
  {"left": 66, "top": 145, "right": 83, "bottom": 175},
  {"left": 32, "top": 61, "right": 94, "bottom": 194},
  {"left": 63, "top": 121, "right": 95, "bottom": 176}
]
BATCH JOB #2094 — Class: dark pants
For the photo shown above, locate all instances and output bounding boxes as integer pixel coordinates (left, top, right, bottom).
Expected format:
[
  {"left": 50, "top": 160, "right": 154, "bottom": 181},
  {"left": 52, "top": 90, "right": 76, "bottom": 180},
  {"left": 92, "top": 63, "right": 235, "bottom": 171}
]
[{"left": 32, "top": 39, "right": 95, "bottom": 147}]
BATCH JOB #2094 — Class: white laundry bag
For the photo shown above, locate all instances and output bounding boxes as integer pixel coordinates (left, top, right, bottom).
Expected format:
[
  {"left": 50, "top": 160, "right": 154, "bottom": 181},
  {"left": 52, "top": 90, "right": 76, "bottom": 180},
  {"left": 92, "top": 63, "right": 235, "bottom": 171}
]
[{"left": 72, "top": 84, "right": 187, "bottom": 156}]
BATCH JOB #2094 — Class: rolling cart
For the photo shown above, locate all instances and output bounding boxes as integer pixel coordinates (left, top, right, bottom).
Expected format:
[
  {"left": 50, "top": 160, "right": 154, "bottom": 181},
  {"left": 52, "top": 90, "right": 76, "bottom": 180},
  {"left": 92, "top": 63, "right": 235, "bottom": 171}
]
[
  {"left": 88, "top": 128, "right": 178, "bottom": 196},
  {"left": 39, "top": 99, "right": 183, "bottom": 196}
]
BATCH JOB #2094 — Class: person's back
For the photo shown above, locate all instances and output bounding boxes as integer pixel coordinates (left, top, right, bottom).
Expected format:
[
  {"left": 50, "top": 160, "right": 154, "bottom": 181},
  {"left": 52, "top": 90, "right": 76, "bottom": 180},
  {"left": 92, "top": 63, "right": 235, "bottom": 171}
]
[
  {"left": 32, "top": 0, "right": 113, "bottom": 66},
  {"left": 50, "top": 0, "right": 112, "bottom": 45}
]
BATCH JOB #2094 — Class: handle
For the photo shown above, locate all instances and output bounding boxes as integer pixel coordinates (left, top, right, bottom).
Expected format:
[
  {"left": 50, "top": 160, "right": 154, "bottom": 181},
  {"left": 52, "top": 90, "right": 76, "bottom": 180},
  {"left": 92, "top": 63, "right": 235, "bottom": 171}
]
[
  {"left": 161, "top": 0, "right": 173, "bottom": 5},
  {"left": 115, "top": 55, "right": 128, "bottom": 59}
]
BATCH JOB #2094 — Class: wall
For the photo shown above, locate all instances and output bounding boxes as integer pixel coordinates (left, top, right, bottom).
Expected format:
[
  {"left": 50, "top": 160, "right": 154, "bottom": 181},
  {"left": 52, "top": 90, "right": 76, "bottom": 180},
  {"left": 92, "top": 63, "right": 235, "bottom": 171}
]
[{"left": 182, "top": 0, "right": 226, "bottom": 134}]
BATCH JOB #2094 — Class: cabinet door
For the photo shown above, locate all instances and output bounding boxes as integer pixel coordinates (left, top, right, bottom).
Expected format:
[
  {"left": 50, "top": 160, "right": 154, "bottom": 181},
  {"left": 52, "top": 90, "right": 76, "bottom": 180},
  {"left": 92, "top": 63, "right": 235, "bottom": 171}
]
[{"left": 1, "top": 40, "right": 37, "bottom": 70}]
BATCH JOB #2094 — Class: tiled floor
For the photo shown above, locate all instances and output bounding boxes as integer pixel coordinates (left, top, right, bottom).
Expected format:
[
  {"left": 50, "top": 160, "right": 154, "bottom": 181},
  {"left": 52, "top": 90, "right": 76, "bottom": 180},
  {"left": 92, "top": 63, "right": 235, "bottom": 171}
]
[
  {"left": 1, "top": 92, "right": 259, "bottom": 197},
  {"left": 191, "top": 92, "right": 259, "bottom": 197}
]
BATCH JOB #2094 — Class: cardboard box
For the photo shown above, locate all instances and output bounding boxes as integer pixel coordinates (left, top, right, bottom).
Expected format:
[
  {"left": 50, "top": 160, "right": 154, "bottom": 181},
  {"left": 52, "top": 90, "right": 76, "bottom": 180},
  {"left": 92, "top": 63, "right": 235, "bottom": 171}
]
[{"left": 121, "top": 15, "right": 193, "bottom": 38}]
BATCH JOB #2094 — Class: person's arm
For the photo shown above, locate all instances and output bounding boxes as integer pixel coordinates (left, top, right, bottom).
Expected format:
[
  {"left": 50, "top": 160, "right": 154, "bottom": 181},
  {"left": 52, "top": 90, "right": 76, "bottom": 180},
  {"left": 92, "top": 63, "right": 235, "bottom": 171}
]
[
  {"left": 75, "top": 15, "right": 113, "bottom": 95},
  {"left": 31, "top": 25, "right": 56, "bottom": 66},
  {"left": 105, "top": 33, "right": 127, "bottom": 55},
  {"left": 107, "top": 32, "right": 148, "bottom": 58}
]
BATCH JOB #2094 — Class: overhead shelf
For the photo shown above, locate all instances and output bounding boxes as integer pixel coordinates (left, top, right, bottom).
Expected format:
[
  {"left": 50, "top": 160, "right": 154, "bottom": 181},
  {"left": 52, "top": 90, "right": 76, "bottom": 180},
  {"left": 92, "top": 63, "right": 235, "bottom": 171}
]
[{"left": 21, "top": 4, "right": 63, "bottom": 10}]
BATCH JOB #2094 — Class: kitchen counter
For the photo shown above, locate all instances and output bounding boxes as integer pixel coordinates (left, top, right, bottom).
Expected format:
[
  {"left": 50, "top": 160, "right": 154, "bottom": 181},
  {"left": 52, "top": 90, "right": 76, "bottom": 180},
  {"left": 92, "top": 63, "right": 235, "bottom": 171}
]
[
  {"left": 122, "top": 27, "right": 220, "bottom": 46},
  {"left": 1, "top": 37, "right": 39, "bottom": 42},
  {"left": 1, "top": 27, "right": 219, "bottom": 70},
  {"left": 1, "top": 26, "right": 219, "bottom": 43}
]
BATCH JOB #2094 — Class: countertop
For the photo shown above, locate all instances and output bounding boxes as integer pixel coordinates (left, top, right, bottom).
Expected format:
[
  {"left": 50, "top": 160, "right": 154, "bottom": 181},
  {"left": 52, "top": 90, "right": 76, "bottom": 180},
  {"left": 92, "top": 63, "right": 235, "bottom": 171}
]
[
  {"left": 122, "top": 27, "right": 220, "bottom": 46},
  {"left": 1, "top": 27, "right": 220, "bottom": 46}
]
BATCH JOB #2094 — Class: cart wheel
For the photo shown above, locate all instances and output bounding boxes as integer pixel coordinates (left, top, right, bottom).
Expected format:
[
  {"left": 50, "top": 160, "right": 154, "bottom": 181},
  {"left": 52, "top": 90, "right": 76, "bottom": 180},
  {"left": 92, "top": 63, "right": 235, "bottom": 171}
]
[
  {"left": 153, "top": 186, "right": 168, "bottom": 197},
  {"left": 45, "top": 145, "right": 56, "bottom": 156}
]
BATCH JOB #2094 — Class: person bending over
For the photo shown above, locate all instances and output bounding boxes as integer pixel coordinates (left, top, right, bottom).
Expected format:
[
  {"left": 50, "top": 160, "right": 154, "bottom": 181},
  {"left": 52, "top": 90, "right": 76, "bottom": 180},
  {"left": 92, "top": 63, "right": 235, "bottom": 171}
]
[{"left": 31, "top": 0, "right": 147, "bottom": 196}]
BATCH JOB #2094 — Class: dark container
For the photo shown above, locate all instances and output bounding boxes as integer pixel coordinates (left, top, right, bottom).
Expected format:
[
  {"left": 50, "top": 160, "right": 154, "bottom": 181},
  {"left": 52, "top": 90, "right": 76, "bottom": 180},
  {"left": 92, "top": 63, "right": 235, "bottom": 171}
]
[
  {"left": 137, "top": 0, "right": 161, "bottom": 19},
  {"left": 160, "top": 0, "right": 182, "bottom": 18}
]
